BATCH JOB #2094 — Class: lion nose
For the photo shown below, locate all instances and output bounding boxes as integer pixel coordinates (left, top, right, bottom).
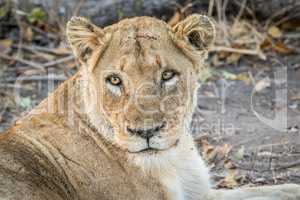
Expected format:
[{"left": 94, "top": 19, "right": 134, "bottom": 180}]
[{"left": 126, "top": 122, "right": 166, "bottom": 139}]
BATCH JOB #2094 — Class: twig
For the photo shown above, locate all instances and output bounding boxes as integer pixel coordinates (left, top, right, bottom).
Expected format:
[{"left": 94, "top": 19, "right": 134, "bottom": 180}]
[
  {"left": 4, "top": 74, "right": 67, "bottom": 82},
  {"left": 12, "top": 44, "right": 71, "bottom": 55},
  {"left": 233, "top": 0, "right": 257, "bottom": 21},
  {"left": 0, "top": 84, "right": 22, "bottom": 88},
  {"left": 14, "top": 6, "right": 24, "bottom": 58},
  {"left": 274, "top": 12, "right": 300, "bottom": 27},
  {"left": 248, "top": 71, "right": 256, "bottom": 86},
  {"left": 0, "top": 53, "right": 45, "bottom": 71},
  {"left": 222, "top": 0, "right": 229, "bottom": 24},
  {"left": 272, "top": 161, "right": 300, "bottom": 171},
  {"left": 0, "top": 52, "right": 75, "bottom": 69},
  {"left": 215, "top": 1, "right": 230, "bottom": 46},
  {"left": 48, "top": 0, "right": 66, "bottom": 38},
  {"left": 233, "top": 0, "right": 247, "bottom": 25},
  {"left": 243, "top": 22, "right": 265, "bottom": 41},
  {"left": 216, "top": 0, "right": 222, "bottom": 22},
  {"left": 208, "top": 0, "right": 215, "bottom": 17},
  {"left": 209, "top": 46, "right": 266, "bottom": 59},
  {"left": 42, "top": 55, "right": 75, "bottom": 68},
  {"left": 72, "top": 0, "right": 87, "bottom": 17},
  {"left": 31, "top": 26, "right": 59, "bottom": 40},
  {"left": 264, "top": 3, "right": 300, "bottom": 28},
  {"left": 12, "top": 45, "right": 53, "bottom": 61}
]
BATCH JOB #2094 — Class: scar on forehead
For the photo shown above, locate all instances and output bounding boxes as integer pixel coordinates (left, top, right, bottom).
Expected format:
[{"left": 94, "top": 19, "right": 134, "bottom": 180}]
[
  {"left": 126, "top": 32, "right": 159, "bottom": 41},
  {"left": 136, "top": 32, "right": 159, "bottom": 40}
]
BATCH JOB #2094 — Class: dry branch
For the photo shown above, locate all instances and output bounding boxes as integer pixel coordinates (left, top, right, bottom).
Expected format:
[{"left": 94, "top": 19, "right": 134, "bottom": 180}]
[
  {"left": 209, "top": 46, "right": 266, "bottom": 59},
  {"left": 0, "top": 53, "right": 45, "bottom": 71}
]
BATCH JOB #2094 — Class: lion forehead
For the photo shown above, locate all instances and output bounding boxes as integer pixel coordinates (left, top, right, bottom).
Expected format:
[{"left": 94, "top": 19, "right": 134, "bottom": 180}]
[{"left": 106, "top": 17, "right": 171, "bottom": 48}]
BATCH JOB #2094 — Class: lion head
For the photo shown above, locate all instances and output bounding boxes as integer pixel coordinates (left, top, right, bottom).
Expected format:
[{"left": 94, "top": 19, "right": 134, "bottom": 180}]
[{"left": 66, "top": 15, "right": 215, "bottom": 156}]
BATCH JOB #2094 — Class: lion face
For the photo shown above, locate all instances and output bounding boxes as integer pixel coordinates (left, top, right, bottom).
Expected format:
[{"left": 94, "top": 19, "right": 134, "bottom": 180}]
[{"left": 66, "top": 15, "right": 215, "bottom": 154}]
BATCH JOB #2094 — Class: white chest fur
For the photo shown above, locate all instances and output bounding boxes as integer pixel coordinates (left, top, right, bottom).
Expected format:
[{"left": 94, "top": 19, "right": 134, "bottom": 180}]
[
  {"left": 130, "top": 133, "right": 211, "bottom": 200},
  {"left": 159, "top": 141, "right": 211, "bottom": 200}
]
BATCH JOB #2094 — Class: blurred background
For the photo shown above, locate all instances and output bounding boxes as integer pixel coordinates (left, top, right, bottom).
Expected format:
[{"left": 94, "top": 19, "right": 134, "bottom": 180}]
[{"left": 0, "top": 0, "right": 300, "bottom": 188}]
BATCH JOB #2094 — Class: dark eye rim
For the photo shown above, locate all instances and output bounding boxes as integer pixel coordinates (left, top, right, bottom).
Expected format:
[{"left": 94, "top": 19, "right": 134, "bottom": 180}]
[
  {"left": 106, "top": 74, "right": 122, "bottom": 86},
  {"left": 161, "top": 69, "right": 179, "bottom": 81}
]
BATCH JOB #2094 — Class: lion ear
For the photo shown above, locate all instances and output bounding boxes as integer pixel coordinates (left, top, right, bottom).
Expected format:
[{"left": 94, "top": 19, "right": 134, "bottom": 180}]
[
  {"left": 173, "top": 14, "right": 215, "bottom": 50},
  {"left": 66, "top": 16, "right": 104, "bottom": 62}
]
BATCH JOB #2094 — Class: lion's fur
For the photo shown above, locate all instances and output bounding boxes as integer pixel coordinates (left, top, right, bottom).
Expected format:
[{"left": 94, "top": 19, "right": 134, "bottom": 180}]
[
  {"left": 0, "top": 74, "right": 168, "bottom": 200},
  {"left": 0, "top": 15, "right": 300, "bottom": 200}
]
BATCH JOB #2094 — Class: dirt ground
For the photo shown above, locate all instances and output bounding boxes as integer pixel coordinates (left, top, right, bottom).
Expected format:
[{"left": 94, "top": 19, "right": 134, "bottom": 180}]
[
  {"left": 0, "top": 1, "right": 300, "bottom": 189},
  {"left": 193, "top": 54, "right": 300, "bottom": 187}
]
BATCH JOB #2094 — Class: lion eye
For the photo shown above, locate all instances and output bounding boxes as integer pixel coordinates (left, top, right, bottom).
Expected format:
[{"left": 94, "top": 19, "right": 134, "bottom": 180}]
[
  {"left": 162, "top": 70, "right": 176, "bottom": 81},
  {"left": 107, "top": 75, "right": 122, "bottom": 86}
]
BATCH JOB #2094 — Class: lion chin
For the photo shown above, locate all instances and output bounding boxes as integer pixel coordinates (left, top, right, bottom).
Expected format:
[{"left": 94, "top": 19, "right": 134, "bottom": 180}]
[{"left": 127, "top": 139, "right": 180, "bottom": 154}]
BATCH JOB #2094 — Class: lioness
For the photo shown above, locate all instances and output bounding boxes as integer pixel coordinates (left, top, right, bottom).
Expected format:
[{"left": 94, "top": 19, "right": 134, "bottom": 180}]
[{"left": 0, "top": 14, "right": 299, "bottom": 200}]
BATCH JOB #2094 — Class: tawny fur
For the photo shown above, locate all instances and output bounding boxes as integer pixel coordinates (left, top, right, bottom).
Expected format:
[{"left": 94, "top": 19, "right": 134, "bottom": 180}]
[{"left": 0, "top": 15, "right": 299, "bottom": 200}]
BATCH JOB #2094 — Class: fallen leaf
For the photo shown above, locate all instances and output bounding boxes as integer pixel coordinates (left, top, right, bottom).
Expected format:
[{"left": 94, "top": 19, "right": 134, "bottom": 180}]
[
  {"left": 260, "top": 36, "right": 295, "bottom": 55},
  {"left": 200, "top": 139, "right": 217, "bottom": 162},
  {"left": 218, "top": 144, "right": 232, "bottom": 158},
  {"left": 260, "top": 36, "right": 272, "bottom": 49},
  {"left": 222, "top": 70, "right": 237, "bottom": 80},
  {"left": 272, "top": 41, "right": 295, "bottom": 54},
  {"left": 211, "top": 54, "right": 223, "bottom": 66},
  {"left": 206, "top": 149, "right": 218, "bottom": 163},
  {"left": 226, "top": 53, "right": 241, "bottom": 64},
  {"left": 280, "top": 19, "right": 300, "bottom": 30},
  {"left": 218, "top": 51, "right": 231, "bottom": 59},
  {"left": 201, "top": 140, "right": 214, "bottom": 155},
  {"left": 254, "top": 78, "right": 271, "bottom": 92},
  {"left": 217, "top": 170, "right": 239, "bottom": 188},
  {"left": 236, "top": 73, "right": 251, "bottom": 85},
  {"left": 224, "top": 160, "right": 236, "bottom": 169},
  {"left": 268, "top": 26, "right": 282, "bottom": 38},
  {"left": 234, "top": 146, "right": 245, "bottom": 160},
  {"left": 27, "top": 7, "right": 47, "bottom": 24},
  {"left": 0, "top": 39, "right": 12, "bottom": 52}
]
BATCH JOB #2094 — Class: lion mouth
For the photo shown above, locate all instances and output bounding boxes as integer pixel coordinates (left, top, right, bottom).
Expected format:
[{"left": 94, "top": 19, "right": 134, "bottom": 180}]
[
  {"left": 129, "top": 139, "right": 180, "bottom": 154},
  {"left": 136, "top": 147, "right": 162, "bottom": 153}
]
